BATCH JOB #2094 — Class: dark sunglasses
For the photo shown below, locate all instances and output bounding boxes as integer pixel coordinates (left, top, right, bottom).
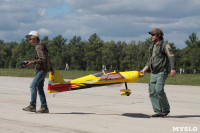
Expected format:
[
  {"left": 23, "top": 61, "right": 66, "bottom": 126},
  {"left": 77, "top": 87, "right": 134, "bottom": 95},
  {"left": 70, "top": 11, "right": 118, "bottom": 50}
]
[
  {"left": 29, "top": 38, "right": 33, "bottom": 40},
  {"left": 151, "top": 34, "right": 157, "bottom": 36}
]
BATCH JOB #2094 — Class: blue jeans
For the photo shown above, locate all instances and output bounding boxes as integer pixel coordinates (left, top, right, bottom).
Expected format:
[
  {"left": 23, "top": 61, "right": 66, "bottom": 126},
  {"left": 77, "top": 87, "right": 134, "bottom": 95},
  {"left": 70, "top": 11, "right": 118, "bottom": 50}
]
[{"left": 30, "top": 72, "right": 47, "bottom": 107}]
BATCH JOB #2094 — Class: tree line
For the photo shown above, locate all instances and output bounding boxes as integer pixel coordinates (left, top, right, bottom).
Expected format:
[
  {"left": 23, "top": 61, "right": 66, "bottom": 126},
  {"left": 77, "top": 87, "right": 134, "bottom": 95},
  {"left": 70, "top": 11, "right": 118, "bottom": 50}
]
[{"left": 0, "top": 33, "right": 199, "bottom": 73}]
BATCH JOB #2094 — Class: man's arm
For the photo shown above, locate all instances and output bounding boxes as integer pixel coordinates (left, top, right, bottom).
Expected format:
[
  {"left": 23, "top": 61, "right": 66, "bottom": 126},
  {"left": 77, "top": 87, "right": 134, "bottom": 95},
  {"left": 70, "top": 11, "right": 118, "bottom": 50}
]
[{"left": 165, "top": 44, "right": 176, "bottom": 77}]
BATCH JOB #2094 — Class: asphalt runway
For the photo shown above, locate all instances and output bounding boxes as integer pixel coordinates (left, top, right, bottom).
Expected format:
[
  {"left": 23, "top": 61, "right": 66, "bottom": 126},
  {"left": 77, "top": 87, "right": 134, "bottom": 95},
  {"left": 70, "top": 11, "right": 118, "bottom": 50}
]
[{"left": 0, "top": 76, "right": 199, "bottom": 133}]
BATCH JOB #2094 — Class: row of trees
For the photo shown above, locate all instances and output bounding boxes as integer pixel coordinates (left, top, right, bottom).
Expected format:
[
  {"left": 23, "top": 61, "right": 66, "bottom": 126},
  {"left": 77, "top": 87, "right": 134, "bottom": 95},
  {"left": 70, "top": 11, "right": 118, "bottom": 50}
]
[{"left": 0, "top": 33, "right": 199, "bottom": 73}]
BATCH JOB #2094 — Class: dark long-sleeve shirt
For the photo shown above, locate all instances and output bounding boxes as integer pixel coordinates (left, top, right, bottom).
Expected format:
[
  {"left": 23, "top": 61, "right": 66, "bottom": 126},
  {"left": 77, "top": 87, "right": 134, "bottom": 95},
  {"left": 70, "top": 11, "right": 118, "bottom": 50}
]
[{"left": 34, "top": 43, "right": 53, "bottom": 72}]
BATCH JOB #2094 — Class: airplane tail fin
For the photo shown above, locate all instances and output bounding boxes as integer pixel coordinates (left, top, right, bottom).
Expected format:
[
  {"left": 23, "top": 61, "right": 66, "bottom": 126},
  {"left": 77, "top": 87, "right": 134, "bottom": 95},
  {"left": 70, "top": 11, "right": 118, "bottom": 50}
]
[{"left": 47, "top": 72, "right": 71, "bottom": 93}]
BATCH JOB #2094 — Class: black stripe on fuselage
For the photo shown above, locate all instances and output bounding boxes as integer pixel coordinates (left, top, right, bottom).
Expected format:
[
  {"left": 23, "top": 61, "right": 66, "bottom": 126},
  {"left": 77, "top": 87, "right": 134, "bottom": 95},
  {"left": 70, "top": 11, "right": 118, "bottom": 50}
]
[{"left": 71, "top": 82, "right": 122, "bottom": 90}]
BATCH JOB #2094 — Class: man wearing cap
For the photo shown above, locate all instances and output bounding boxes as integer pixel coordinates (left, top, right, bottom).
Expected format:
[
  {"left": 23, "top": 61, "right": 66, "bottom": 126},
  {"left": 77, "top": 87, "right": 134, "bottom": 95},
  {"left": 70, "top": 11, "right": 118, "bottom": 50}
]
[
  {"left": 23, "top": 31, "right": 54, "bottom": 113},
  {"left": 140, "top": 28, "right": 176, "bottom": 117}
]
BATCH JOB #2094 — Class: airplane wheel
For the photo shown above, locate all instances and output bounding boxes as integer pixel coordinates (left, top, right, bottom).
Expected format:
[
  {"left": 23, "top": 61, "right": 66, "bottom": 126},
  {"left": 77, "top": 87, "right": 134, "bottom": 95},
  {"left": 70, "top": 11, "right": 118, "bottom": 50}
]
[{"left": 126, "top": 92, "right": 131, "bottom": 96}]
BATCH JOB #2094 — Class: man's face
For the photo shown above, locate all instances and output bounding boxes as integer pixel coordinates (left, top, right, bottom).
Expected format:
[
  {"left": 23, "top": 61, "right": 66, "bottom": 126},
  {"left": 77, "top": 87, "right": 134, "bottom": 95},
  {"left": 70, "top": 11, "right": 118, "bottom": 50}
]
[
  {"left": 150, "top": 33, "right": 160, "bottom": 43},
  {"left": 28, "top": 37, "right": 37, "bottom": 44}
]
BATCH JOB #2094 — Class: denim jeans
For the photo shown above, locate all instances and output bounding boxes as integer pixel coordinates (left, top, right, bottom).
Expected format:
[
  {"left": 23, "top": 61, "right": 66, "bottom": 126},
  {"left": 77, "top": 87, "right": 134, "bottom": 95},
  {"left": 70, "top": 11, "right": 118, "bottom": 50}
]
[{"left": 30, "top": 72, "right": 47, "bottom": 107}]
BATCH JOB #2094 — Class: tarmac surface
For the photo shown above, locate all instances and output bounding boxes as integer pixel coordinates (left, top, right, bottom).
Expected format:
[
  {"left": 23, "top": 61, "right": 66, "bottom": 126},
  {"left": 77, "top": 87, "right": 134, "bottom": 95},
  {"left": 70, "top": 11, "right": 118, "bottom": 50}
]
[{"left": 0, "top": 76, "right": 199, "bottom": 133}]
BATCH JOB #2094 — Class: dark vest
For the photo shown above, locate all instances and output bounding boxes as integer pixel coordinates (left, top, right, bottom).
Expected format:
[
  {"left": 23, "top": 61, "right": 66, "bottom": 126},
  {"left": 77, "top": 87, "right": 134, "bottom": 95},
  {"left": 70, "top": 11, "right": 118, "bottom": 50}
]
[{"left": 148, "top": 41, "right": 169, "bottom": 73}]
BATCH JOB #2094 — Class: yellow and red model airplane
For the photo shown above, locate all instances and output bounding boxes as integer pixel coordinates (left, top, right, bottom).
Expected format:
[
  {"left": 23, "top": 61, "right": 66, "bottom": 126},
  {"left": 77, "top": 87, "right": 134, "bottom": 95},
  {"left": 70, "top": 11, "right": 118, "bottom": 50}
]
[{"left": 48, "top": 70, "right": 143, "bottom": 96}]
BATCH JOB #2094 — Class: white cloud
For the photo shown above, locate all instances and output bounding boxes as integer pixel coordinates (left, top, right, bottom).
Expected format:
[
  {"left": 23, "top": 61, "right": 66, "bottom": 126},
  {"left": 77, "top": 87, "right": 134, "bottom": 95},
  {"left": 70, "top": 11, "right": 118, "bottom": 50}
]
[
  {"left": 150, "top": 16, "right": 200, "bottom": 30},
  {"left": 0, "top": 0, "right": 200, "bottom": 49},
  {"left": 38, "top": 28, "right": 52, "bottom": 36},
  {"left": 39, "top": 9, "right": 47, "bottom": 16},
  {"left": 165, "top": 31, "right": 189, "bottom": 48}
]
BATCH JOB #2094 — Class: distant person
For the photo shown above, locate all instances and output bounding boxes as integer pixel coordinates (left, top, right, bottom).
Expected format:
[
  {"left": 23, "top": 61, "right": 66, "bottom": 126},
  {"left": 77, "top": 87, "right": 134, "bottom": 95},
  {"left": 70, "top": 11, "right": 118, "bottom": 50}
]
[
  {"left": 140, "top": 28, "right": 176, "bottom": 117},
  {"left": 23, "top": 31, "right": 54, "bottom": 113},
  {"left": 102, "top": 65, "right": 107, "bottom": 71},
  {"left": 180, "top": 68, "right": 183, "bottom": 74},
  {"left": 65, "top": 62, "right": 69, "bottom": 71},
  {"left": 194, "top": 69, "right": 196, "bottom": 74}
]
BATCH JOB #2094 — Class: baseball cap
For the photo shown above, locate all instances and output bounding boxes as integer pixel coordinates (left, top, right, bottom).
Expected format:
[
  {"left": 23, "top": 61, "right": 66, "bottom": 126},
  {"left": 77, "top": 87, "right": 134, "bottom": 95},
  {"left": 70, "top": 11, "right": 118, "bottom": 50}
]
[
  {"left": 25, "top": 31, "right": 40, "bottom": 38},
  {"left": 148, "top": 28, "right": 164, "bottom": 36}
]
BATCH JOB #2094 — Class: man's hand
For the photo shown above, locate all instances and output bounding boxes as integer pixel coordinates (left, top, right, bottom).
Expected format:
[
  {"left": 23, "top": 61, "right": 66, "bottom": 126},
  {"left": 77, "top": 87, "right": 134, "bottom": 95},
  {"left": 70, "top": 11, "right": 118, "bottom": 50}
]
[
  {"left": 139, "top": 70, "right": 145, "bottom": 77},
  {"left": 26, "top": 61, "right": 34, "bottom": 67},
  {"left": 140, "top": 66, "right": 149, "bottom": 77},
  {"left": 170, "top": 70, "right": 176, "bottom": 77}
]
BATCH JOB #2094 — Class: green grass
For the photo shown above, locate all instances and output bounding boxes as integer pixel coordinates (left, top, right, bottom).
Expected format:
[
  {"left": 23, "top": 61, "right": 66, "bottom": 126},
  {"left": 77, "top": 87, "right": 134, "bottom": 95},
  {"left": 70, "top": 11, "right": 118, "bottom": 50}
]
[
  {"left": 0, "top": 68, "right": 199, "bottom": 86},
  {"left": 138, "top": 72, "right": 200, "bottom": 86},
  {"left": 0, "top": 68, "right": 36, "bottom": 77},
  {"left": 57, "top": 70, "right": 96, "bottom": 79},
  {"left": 0, "top": 68, "right": 96, "bottom": 79}
]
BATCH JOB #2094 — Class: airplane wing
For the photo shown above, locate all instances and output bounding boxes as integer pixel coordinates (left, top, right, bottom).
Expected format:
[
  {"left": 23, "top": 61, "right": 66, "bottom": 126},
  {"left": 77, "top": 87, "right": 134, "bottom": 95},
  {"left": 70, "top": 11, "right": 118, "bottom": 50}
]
[{"left": 99, "top": 72, "right": 125, "bottom": 81}]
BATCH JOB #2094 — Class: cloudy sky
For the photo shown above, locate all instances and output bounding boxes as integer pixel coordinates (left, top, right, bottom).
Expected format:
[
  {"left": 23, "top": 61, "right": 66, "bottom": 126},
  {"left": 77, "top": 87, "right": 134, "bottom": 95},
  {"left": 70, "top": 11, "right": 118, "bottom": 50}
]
[{"left": 0, "top": 0, "right": 200, "bottom": 49}]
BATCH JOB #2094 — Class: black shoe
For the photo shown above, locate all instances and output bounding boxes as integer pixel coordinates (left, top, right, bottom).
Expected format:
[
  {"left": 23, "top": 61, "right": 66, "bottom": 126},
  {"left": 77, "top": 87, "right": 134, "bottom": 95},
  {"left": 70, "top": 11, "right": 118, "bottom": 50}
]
[
  {"left": 36, "top": 107, "right": 49, "bottom": 113},
  {"left": 151, "top": 114, "right": 163, "bottom": 117},
  {"left": 23, "top": 105, "right": 36, "bottom": 112},
  {"left": 162, "top": 111, "right": 170, "bottom": 116}
]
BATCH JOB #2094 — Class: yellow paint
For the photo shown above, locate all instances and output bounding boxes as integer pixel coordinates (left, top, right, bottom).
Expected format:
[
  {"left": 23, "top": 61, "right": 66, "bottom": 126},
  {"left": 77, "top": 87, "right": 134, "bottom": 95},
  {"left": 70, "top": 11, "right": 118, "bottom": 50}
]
[{"left": 48, "top": 71, "right": 142, "bottom": 90}]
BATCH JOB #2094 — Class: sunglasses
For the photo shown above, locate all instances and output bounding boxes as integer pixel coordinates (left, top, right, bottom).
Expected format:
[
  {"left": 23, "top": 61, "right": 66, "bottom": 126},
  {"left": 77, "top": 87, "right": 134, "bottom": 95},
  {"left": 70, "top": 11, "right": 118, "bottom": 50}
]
[
  {"left": 151, "top": 34, "right": 157, "bottom": 36},
  {"left": 29, "top": 38, "right": 34, "bottom": 40}
]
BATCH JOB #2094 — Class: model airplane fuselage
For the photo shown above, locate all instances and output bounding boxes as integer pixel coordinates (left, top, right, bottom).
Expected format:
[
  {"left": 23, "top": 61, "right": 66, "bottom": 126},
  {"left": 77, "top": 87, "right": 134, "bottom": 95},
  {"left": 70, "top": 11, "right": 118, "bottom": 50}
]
[{"left": 48, "top": 70, "right": 142, "bottom": 96}]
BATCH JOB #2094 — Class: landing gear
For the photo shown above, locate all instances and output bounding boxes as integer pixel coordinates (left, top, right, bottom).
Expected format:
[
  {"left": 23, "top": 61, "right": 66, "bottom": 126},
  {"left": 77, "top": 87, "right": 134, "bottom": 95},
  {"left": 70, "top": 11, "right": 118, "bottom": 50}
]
[{"left": 120, "top": 82, "right": 131, "bottom": 96}]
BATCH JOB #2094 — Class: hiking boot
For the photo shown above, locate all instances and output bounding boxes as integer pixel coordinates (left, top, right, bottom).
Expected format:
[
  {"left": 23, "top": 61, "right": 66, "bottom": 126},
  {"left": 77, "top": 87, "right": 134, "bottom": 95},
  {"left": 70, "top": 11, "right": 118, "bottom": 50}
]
[
  {"left": 23, "top": 105, "right": 36, "bottom": 112},
  {"left": 151, "top": 114, "right": 164, "bottom": 117},
  {"left": 36, "top": 107, "right": 49, "bottom": 113},
  {"left": 162, "top": 111, "right": 170, "bottom": 116}
]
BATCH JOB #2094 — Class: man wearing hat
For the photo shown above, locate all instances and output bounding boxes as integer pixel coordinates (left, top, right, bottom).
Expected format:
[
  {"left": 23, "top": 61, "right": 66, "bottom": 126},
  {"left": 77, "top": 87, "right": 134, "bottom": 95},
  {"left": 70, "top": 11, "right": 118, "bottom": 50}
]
[
  {"left": 23, "top": 31, "right": 54, "bottom": 113},
  {"left": 140, "top": 28, "right": 176, "bottom": 117}
]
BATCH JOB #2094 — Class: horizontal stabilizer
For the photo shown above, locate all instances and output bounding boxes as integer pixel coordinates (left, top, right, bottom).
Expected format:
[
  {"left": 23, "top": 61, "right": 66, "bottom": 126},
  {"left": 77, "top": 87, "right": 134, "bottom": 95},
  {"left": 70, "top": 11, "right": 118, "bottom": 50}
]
[
  {"left": 47, "top": 83, "right": 71, "bottom": 93},
  {"left": 120, "top": 89, "right": 131, "bottom": 92},
  {"left": 121, "top": 92, "right": 131, "bottom": 96}
]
